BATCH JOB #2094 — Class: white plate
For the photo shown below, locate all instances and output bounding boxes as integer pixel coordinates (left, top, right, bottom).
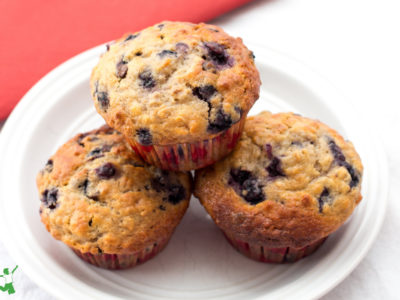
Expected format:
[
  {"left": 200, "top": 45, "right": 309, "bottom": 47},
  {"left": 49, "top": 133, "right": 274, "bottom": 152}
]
[{"left": 0, "top": 44, "right": 388, "bottom": 300}]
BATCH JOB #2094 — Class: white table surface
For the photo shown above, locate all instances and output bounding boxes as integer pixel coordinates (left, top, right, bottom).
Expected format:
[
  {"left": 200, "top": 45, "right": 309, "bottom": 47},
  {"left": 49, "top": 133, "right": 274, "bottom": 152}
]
[{"left": 1, "top": 0, "right": 399, "bottom": 299}]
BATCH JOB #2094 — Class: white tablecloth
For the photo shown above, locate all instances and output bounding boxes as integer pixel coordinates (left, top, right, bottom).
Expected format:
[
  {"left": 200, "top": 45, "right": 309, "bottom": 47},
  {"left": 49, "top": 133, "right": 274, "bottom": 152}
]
[{"left": 1, "top": 0, "right": 399, "bottom": 299}]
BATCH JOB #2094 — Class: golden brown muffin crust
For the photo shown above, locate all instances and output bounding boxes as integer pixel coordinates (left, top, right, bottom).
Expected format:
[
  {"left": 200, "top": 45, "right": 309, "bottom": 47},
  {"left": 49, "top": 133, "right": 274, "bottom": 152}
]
[
  {"left": 90, "top": 21, "right": 260, "bottom": 145},
  {"left": 37, "top": 125, "right": 192, "bottom": 254},
  {"left": 194, "top": 112, "right": 363, "bottom": 248}
]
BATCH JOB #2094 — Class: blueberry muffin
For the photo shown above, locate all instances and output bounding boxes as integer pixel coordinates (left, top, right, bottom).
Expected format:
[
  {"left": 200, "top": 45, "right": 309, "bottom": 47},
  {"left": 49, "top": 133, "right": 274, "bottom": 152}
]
[
  {"left": 90, "top": 21, "right": 261, "bottom": 171},
  {"left": 37, "top": 125, "right": 192, "bottom": 269},
  {"left": 194, "top": 111, "right": 363, "bottom": 263}
]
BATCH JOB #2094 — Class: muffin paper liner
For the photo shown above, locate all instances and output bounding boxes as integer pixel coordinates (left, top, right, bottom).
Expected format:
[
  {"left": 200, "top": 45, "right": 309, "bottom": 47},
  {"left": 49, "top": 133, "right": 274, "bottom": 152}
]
[
  {"left": 224, "top": 232, "right": 327, "bottom": 263},
  {"left": 128, "top": 116, "right": 246, "bottom": 171},
  {"left": 71, "top": 237, "right": 169, "bottom": 270}
]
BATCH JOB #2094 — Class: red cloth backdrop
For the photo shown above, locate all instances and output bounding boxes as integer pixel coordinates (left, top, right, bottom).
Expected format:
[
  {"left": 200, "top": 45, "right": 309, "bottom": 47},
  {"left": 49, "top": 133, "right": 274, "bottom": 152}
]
[{"left": 0, "top": 0, "right": 252, "bottom": 120}]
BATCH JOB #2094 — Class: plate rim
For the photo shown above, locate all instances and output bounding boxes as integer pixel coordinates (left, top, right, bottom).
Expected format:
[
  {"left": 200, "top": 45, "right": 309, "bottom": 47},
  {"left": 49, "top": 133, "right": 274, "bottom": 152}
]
[{"left": 0, "top": 42, "right": 388, "bottom": 300}]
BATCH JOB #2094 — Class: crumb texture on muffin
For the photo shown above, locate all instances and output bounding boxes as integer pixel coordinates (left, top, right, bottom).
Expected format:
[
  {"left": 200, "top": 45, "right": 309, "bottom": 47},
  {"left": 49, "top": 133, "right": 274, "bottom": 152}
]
[
  {"left": 90, "top": 21, "right": 261, "bottom": 145},
  {"left": 194, "top": 111, "right": 363, "bottom": 248},
  {"left": 37, "top": 125, "right": 192, "bottom": 254}
]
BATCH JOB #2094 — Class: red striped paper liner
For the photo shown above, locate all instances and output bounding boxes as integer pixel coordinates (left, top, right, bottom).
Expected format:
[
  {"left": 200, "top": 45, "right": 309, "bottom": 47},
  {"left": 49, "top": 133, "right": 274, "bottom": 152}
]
[
  {"left": 127, "top": 117, "right": 246, "bottom": 171},
  {"left": 71, "top": 237, "right": 169, "bottom": 270},
  {"left": 224, "top": 232, "right": 327, "bottom": 263}
]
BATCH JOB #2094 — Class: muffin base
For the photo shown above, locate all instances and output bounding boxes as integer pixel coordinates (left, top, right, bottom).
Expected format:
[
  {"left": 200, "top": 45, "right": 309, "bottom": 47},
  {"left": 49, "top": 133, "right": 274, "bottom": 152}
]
[
  {"left": 224, "top": 232, "right": 327, "bottom": 263},
  {"left": 128, "top": 117, "right": 246, "bottom": 171},
  {"left": 71, "top": 237, "right": 169, "bottom": 270}
]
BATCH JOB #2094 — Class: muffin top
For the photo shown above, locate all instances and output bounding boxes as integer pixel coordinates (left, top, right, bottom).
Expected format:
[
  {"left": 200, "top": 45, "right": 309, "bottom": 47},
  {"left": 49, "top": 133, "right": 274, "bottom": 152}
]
[
  {"left": 37, "top": 125, "right": 192, "bottom": 255},
  {"left": 90, "top": 21, "right": 260, "bottom": 145},
  {"left": 194, "top": 111, "right": 363, "bottom": 248}
]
